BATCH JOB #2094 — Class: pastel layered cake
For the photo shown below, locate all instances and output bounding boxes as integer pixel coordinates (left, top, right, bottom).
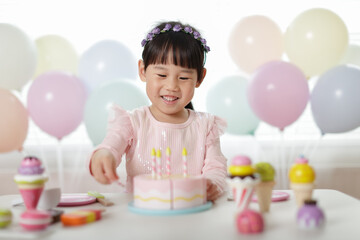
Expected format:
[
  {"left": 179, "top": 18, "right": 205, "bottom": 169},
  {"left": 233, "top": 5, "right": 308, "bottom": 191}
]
[{"left": 133, "top": 175, "right": 207, "bottom": 210}]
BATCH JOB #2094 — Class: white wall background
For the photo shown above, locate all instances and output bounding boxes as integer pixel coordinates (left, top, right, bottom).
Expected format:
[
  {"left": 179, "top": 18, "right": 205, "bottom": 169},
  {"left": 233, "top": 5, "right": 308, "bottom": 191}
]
[{"left": 0, "top": 0, "right": 360, "bottom": 198}]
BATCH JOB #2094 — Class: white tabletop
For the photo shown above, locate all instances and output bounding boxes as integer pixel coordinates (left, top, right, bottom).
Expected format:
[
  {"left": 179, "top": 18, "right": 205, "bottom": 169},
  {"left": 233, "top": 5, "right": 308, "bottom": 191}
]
[{"left": 0, "top": 189, "right": 359, "bottom": 240}]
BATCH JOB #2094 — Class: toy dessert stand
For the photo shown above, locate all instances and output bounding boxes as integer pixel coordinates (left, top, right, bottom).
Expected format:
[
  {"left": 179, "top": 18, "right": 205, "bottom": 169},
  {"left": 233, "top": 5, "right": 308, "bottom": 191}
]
[{"left": 128, "top": 201, "right": 213, "bottom": 216}]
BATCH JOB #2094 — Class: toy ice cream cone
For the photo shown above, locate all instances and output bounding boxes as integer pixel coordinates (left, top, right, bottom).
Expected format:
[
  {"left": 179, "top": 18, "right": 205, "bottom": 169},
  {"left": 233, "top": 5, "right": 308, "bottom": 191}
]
[
  {"left": 254, "top": 162, "right": 276, "bottom": 213},
  {"left": 226, "top": 155, "right": 260, "bottom": 212},
  {"left": 14, "top": 156, "right": 48, "bottom": 210},
  {"left": 289, "top": 155, "right": 315, "bottom": 207}
]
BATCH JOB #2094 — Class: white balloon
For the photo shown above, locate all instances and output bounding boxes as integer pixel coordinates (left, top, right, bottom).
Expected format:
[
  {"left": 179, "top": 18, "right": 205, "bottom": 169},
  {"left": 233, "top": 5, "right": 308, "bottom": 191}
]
[
  {"left": 0, "top": 23, "right": 37, "bottom": 90},
  {"left": 78, "top": 40, "right": 138, "bottom": 94}
]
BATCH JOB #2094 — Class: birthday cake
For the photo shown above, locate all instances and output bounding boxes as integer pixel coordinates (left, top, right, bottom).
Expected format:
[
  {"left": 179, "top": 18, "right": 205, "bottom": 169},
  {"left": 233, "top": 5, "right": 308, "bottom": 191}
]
[
  {"left": 133, "top": 174, "right": 207, "bottom": 210},
  {"left": 133, "top": 147, "right": 207, "bottom": 210}
]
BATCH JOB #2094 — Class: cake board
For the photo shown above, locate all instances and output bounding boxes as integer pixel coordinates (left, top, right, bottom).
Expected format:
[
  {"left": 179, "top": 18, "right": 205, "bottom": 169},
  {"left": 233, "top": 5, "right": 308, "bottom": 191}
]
[{"left": 128, "top": 201, "right": 212, "bottom": 216}]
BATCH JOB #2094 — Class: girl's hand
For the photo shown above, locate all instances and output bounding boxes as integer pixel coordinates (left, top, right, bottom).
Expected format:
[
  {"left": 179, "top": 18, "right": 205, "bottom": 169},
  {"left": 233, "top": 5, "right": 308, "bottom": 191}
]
[
  {"left": 90, "top": 149, "right": 119, "bottom": 184},
  {"left": 206, "top": 179, "right": 221, "bottom": 201}
]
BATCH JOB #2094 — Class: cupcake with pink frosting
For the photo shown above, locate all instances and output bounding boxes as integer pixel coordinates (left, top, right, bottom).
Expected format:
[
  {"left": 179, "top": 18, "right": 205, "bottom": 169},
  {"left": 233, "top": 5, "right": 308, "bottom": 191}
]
[
  {"left": 226, "top": 155, "right": 260, "bottom": 211},
  {"left": 14, "top": 156, "right": 48, "bottom": 210}
]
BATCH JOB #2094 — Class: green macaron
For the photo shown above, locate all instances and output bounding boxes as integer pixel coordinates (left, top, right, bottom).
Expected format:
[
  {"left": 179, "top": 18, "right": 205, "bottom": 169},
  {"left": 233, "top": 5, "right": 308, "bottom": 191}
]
[{"left": 0, "top": 208, "right": 12, "bottom": 228}]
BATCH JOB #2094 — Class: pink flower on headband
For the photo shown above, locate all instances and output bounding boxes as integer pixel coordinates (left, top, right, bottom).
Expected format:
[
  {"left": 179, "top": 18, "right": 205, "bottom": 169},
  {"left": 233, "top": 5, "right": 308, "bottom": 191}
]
[
  {"left": 152, "top": 28, "right": 161, "bottom": 34},
  {"left": 200, "top": 38, "right": 207, "bottom": 44},
  {"left": 184, "top": 26, "right": 193, "bottom": 34},
  {"left": 141, "top": 39, "right": 147, "bottom": 47},
  {"left": 193, "top": 31, "right": 201, "bottom": 39},
  {"left": 163, "top": 24, "right": 172, "bottom": 31},
  {"left": 146, "top": 33, "right": 154, "bottom": 41},
  {"left": 173, "top": 24, "right": 182, "bottom": 32}
]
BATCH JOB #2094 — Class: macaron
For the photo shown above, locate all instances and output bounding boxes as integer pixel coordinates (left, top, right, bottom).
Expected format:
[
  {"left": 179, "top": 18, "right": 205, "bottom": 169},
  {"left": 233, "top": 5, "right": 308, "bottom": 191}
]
[
  {"left": 0, "top": 208, "right": 12, "bottom": 228},
  {"left": 18, "top": 156, "right": 44, "bottom": 175},
  {"left": 228, "top": 155, "right": 255, "bottom": 176},
  {"left": 20, "top": 210, "right": 51, "bottom": 231}
]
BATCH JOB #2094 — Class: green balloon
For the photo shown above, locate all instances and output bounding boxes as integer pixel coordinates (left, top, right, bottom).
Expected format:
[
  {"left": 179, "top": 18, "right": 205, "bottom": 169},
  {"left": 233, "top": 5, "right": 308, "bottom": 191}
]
[
  {"left": 206, "top": 75, "right": 260, "bottom": 135},
  {"left": 84, "top": 80, "right": 149, "bottom": 145}
]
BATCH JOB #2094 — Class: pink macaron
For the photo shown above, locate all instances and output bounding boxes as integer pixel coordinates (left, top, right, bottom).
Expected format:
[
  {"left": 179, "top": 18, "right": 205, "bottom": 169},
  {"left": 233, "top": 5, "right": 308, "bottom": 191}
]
[
  {"left": 20, "top": 210, "right": 51, "bottom": 231},
  {"left": 231, "top": 155, "right": 252, "bottom": 166},
  {"left": 18, "top": 156, "right": 44, "bottom": 175}
]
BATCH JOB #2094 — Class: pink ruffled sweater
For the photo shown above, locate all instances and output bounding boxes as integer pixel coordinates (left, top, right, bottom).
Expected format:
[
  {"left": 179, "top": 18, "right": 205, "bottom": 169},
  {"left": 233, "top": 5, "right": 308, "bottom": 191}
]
[{"left": 90, "top": 105, "right": 228, "bottom": 195}]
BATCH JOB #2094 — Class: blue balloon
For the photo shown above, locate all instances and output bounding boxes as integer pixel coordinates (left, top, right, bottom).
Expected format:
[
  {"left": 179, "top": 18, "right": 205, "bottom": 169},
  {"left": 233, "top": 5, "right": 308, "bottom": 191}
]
[
  {"left": 78, "top": 40, "right": 138, "bottom": 93},
  {"left": 84, "top": 80, "right": 149, "bottom": 145},
  {"left": 206, "top": 75, "right": 260, "bottom": 135},
  {"left": 311, "top": 65, "right": 360, "bottom": 134}
]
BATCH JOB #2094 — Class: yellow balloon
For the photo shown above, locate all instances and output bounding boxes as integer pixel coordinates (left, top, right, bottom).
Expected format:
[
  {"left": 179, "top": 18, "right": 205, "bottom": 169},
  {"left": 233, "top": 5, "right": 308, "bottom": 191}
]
[
  {"left": 34, "top": 35, "right": 78, "bottom": 78},
  {"left": 285, "top": 8, "right": 348, "bottom": 77}
]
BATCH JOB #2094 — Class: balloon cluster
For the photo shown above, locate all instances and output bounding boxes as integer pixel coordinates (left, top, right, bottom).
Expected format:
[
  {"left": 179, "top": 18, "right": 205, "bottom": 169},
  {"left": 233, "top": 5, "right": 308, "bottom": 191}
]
[
  {"left": 207, "top": 8, "right": 360, "bottom": 135},
  {"left": 0, "top": 24, "right": 148, "bottom": 153}
]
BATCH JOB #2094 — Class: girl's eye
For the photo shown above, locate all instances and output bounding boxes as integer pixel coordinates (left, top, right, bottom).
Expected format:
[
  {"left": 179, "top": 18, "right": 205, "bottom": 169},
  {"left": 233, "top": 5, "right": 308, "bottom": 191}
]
[
  {"left": 157, "top": 74, "right": 166, "bottom": 78},
  {"left": 179, "top": 77, "right": 189, "bottom": 80}
]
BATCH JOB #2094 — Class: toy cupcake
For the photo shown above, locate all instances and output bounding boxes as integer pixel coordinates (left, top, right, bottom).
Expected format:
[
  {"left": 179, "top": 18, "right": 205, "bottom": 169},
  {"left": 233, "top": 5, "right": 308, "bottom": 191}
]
[{"left": 226, "top": 155, "right": 260, "bottom": 211}]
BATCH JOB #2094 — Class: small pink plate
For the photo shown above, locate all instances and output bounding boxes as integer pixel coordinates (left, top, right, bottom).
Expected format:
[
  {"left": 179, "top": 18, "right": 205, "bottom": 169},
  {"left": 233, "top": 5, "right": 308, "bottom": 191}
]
[
  {"left": 57, "top": 194, "right": 96, "bottom": 207},
  {"left": 252, "top": 190, "right": 289, "bottom": 202}
]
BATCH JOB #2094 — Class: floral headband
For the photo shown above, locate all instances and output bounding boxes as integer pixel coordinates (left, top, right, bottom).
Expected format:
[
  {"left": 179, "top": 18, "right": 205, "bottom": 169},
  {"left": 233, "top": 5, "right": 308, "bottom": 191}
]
[{"left": 141, "top": 23, "right": 210, "bottom": 53}]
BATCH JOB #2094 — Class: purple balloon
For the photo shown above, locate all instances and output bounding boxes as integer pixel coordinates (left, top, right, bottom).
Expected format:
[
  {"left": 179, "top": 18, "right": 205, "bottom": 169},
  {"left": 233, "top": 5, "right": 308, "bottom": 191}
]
[
  {"left": 27, "top": 71, "right": 87, "bottom": 140},
  {"left": 247, "top": 61, "right": 310, "bottom": 130}
]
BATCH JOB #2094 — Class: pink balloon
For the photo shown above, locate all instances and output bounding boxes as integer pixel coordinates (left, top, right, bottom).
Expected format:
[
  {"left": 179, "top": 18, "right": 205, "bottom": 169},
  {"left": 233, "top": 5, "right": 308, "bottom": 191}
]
[
  {"left": 247, "top": 61, "right": 309, "bottom": 130},
  {"left": 27, "top": 71, "right": 87, "bottom": 140},
  {"left": 0, "top": 89, "right": 29, "bottom": 153},
  {"left": 228, "top": 15, "right": 284, "bottom": 74}
]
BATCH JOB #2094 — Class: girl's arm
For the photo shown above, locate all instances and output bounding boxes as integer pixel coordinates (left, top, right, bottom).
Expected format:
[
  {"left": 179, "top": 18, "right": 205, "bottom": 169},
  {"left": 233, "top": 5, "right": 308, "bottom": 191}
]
[
  {"left": 202, "top": 116, "right": 228, "bottom": 201},
  {"left": 88, "top": 105, "right": 133, "bottom": 184},
  {"left": 202, "top": 138, "right": 227, "bottom": 201}
]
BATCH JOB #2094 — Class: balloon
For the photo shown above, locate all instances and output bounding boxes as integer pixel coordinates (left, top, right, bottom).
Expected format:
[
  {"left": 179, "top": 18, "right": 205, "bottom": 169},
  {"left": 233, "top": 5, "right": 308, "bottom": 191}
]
[
  {"left": 228, "top": 15, "right": 283, "bottom": 74},
  {"left": 0, "top": 23, "right": 36, "bottom": 90},
  {"left": 78, "top": 40, "right": 137, "bottom": 93},
  {"left": 340, "top": 44, "right": 360, "bottom": 68},
  {"left": 285, "top": 8, "right": 348, "bottom": 77},
  {"left": 206, "top": 76, "right": 260, "bottom": 135},
  {"left": 27, "top": 71, "right": 87, "bottom": 140},
  {"left": 84, "top": 80, "right": 148, "bottom": 145},
  {"left": 247, "top": 61, "right": 309, "bottom": 130},
  {"left": 311, "top": 65, "right": 360, "bottom": 134},
  {"left": 0, "top": 88, "right": 29, "bottom": 153},
  {"left": 34, "top": 35, "right": 78, "bottom": 78}
]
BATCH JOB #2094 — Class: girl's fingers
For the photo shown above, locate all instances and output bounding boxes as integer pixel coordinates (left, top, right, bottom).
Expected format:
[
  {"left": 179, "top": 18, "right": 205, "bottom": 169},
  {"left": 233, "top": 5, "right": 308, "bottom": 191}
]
[
  {"left": 92, "top": 164, "right": 110, "bottom": 184},
  {"left": 103, "top": 158, "right": 119, "bottom": 182},
  {"left": 207, "top": 184, "right": 219, "bottom": 201}
]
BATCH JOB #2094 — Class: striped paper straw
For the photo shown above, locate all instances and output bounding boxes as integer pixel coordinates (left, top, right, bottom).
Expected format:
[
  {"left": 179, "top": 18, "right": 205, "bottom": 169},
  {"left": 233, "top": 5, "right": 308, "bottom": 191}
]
[
  {"left": 166, "top": 147, "right": 171, "bottom": 176},
  {"left": 182, "top": 148, "right": 188, "bottom": 177},
  {"left": 151, "top": 148, "right": 156, "bottom": 178},
  {"left": 156, "top": 149, "right": 162, "bottom": 179}
]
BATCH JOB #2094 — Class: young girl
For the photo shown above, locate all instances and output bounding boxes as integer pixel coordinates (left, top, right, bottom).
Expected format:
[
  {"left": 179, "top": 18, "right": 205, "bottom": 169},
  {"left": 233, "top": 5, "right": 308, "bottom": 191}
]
[{"left": 89, "top": 21, "right": 227, "bottom": 201}]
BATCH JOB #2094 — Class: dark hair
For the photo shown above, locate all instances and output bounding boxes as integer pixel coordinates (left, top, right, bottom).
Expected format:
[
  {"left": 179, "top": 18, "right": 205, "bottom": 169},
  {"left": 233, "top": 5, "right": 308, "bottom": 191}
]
[{"left": 141, "top": 21, "right": 206, "bottom": 83}]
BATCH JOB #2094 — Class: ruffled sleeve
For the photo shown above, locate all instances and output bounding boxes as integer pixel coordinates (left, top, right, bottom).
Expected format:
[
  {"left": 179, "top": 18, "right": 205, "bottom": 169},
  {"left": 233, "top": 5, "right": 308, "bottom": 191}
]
[
  {"left": 88, "top": 104, "right": 134, "bottom": 174},
  {"left": 206, "top": 115, "right": 227, "bottom": 147},
  {"left": 202, "top": 115, "right": 228, "bottom": 199}
]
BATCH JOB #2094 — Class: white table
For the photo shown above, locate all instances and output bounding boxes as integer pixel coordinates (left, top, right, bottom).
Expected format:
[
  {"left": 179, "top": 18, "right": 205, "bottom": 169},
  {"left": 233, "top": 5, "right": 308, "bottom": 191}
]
[{"left": 0, "top": 189, "right": 359, "bottom": 240}]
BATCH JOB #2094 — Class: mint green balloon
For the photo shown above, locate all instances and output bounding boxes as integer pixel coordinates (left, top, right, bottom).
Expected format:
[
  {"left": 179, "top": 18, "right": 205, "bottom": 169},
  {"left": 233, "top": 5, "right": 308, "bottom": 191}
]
[
  {"left": 206, "top": 75, "right": 260, "bottom": 135},
  {"left": 84, "top": 80, "right": 148, "bottom": 145}
]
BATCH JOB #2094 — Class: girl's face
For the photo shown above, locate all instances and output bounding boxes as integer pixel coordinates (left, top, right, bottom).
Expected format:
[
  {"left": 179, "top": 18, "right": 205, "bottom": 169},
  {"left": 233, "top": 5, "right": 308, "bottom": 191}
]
[{"left": 138, "top": 59, "right": 205, "bottom": 123}]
